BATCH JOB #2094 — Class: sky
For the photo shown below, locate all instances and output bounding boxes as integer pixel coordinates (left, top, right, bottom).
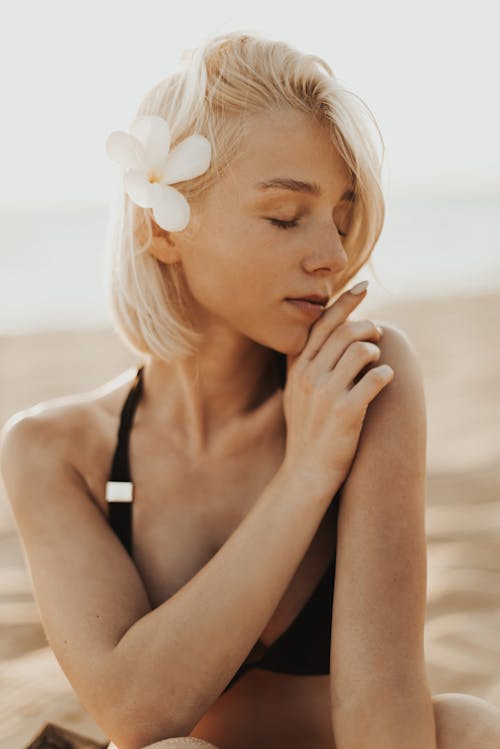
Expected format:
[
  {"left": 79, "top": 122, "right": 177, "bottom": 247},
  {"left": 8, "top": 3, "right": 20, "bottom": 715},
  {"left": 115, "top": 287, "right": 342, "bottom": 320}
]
[{"left": 1, "top": 0, "right": 499, "bottom": 210}]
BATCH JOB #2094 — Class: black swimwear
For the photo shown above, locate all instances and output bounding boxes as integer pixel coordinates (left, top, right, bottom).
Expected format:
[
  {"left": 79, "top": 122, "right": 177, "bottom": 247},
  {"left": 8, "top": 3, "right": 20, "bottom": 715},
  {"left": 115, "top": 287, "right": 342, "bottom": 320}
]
[{"left": 105, "top": 352, "right": 341, "bottom": 693}]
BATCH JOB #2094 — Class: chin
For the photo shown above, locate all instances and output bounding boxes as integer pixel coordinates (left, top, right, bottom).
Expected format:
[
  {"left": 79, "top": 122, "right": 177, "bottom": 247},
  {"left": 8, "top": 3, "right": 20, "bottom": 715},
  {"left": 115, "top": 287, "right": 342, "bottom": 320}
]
[{"left": 271, "top": 333, "right": 308, "bottom": 359}]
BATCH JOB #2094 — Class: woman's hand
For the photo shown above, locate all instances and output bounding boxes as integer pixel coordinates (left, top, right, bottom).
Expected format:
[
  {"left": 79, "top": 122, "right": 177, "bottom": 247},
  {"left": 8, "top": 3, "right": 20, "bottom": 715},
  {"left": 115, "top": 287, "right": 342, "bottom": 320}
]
[{"left": 282, "top": 282, "right": 394, "bottom": 495}]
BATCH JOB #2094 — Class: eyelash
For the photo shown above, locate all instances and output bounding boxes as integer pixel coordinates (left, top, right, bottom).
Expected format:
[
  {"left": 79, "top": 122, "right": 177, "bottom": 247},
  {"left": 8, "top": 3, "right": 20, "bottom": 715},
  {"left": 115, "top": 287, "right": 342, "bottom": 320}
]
[{"left": 268, "top": 218, "right": 347, "bottom": 237}]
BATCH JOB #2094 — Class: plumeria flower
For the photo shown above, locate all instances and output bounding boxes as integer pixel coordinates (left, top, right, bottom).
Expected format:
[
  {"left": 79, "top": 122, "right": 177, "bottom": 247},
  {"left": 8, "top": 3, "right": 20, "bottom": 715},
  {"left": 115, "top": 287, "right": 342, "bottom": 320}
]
[{"left": 105, "top": 115, "right": 212, "bottom": 232}]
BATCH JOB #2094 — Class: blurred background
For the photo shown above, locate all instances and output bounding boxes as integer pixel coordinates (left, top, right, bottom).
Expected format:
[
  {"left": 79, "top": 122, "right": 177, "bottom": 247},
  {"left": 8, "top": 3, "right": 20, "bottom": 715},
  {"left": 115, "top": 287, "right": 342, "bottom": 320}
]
[
  {"left": 0, "top": 1, "right": 499, "bottom": 747},
  {"left": 1, "top": 0, "right": 500, "bottom": 336}
]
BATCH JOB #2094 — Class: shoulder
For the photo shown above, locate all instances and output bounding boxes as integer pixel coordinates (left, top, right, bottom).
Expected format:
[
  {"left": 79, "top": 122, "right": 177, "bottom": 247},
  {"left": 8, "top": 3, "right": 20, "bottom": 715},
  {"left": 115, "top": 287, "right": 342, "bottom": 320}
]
[
  {"left": 373, "top": 322, "right": 421, "bottom": 369},
  {"left": 372, "top": 321, "right": 425, "bottom": 395},
  {"left": 361, "top": 320, "right": 426, "bottom": 435},
  {"left": 1, "top": 401, "right": 82, "bottom": 462},
  {"left": 344, "top": 320, "right": 427, "bottom": 493},
  {"left": 0, "top": 367, "right": 138, "bottom": 498},
  {"left": 0, "top": 401, "right": 91, "bottom": 506}
]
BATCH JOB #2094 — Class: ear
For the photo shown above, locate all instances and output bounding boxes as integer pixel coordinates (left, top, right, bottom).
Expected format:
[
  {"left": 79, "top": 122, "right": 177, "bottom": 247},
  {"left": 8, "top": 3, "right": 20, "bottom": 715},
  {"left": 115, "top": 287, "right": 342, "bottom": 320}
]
[
  {"left": 147, "top": 234, "right": 181, "bottom": 264},
  {"left": 135, "top": 208, "right": 182, "bottom": 264}
]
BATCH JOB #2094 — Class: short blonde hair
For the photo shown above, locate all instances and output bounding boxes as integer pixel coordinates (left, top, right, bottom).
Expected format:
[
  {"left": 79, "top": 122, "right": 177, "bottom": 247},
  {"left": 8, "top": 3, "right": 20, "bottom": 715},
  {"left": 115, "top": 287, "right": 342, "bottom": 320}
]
[{"left": 105, "top": 30, "right": 385, "bottom": 365}]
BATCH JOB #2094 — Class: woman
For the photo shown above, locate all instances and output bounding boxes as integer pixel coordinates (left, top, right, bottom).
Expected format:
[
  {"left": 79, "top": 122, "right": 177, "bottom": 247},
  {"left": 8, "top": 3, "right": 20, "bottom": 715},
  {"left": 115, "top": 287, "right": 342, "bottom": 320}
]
[{"left": 2, "top": 30, "right": 500, "bottom": 749}]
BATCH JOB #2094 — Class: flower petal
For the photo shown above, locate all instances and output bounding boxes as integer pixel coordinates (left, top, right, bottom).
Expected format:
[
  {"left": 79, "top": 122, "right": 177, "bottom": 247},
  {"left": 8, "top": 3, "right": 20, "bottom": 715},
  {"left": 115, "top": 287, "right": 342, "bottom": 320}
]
[
  {"left": 123, "top": 170, "right": 156, "bottom": 208},
  {"left": 129, "top": 115, "right": 171, "bottom": 170},
  {"left": 161, "top": 134, "right": 212, "bottom": 184},
  {"left": 105, "top": 130, "right": 147, "bottom": 171},
  {"left": 151, "top": 184, "right": 191, "bottom": 232}
]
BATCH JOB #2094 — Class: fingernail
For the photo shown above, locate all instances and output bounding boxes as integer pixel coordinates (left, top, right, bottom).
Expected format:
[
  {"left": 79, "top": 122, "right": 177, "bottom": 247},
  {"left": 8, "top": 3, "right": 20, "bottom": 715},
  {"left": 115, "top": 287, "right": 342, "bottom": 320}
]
[
  {"left": 349, "top": 280, "right": 369, "bottom": 295},
  {"left": 376, "top": 324, "right": 383, "bottom": 335}
]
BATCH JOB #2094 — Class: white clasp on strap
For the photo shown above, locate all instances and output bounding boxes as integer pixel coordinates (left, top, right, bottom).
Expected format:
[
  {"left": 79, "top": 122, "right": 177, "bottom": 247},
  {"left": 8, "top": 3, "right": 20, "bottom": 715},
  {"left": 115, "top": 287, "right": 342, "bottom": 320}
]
[{"left": 105, "top": 481, "right": 133, "bottom": 502}]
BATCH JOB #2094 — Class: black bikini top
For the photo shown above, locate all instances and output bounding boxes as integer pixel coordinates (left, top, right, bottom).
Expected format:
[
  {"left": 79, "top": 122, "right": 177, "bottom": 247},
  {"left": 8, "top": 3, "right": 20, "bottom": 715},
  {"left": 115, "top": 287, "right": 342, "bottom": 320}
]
[{"left": 105, "top": 353, "right": 341, "bottom": 693}]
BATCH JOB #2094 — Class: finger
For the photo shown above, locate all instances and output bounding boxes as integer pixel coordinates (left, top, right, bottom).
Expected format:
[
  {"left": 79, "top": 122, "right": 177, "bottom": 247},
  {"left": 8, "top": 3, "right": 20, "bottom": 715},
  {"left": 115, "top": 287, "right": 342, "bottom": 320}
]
[
  {"left": 348, "top": 363, "right": 394, "bottom": 404},
  {"left": 311, "top": 318, "right": 382, "bottom": 374},
  {"left": 327, "top": 340, "right": 381, "bottom": 391},
  {"left": 286, "top": 281, "right": 370, "bottom": 375},
  {"left": 303, "top": 280, "right": 369, "bottom": 360}
]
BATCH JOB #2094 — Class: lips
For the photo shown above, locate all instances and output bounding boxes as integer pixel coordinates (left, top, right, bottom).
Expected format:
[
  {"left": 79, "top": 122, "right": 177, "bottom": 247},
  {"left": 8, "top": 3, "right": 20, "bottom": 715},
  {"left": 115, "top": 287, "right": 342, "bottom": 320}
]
[
  {"left": 285, "top": 298, "right": 327, "bottom": 320},
  {"left": 287, "top": 294, "right": 330, "bottom": 305}
]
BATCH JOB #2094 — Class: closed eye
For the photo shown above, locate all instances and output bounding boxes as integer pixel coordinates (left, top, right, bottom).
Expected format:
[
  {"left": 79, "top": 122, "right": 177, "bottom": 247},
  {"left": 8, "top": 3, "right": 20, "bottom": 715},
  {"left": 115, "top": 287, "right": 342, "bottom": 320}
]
[
  {"left": 268, "top": 218, "right": 299, "bottom": 230},
  {"left": 268, "top": 217, "right": 347, "bottom": 237}
]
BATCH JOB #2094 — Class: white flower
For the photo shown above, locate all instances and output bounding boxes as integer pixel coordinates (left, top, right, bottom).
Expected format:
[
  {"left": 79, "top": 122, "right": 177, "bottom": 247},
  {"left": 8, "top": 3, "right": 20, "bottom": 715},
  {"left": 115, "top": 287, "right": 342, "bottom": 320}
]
[{"left": 105, "top": 115, "right": 212, "bottom": 232}]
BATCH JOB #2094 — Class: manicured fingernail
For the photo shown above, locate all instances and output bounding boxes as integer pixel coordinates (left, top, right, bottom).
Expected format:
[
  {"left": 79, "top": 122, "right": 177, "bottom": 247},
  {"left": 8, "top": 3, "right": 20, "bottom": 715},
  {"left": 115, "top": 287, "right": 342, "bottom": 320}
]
[{"left": 350, "top": 280, "right": 369, "bottom": 295}]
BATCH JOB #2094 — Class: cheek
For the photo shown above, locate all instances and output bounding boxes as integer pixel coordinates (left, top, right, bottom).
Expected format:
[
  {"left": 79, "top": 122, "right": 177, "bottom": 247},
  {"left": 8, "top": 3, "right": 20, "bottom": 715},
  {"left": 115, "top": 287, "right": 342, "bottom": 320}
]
[
  {"left": 206, "top": 235, "right": 281, "bottom": 293},
  {"left": 182, "top": 214, "right": 289, "bottom": 313},
  {"left": 180, "top": 246, "right": 256, "bottom": 312}
]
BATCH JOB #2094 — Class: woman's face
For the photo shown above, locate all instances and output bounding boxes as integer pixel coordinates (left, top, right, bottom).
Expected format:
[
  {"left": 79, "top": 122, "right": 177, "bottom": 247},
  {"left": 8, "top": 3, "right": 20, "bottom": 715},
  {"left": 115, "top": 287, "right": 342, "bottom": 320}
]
[{"left": 165, "top": 108, "right": 353, "bottom": 355}]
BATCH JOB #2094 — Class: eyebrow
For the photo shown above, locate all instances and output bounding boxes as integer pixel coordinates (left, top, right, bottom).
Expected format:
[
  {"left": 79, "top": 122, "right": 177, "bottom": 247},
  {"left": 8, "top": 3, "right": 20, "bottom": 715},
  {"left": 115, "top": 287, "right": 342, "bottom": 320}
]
[{"left": 254, "top": 177, "right": 355, "bottom": 202}]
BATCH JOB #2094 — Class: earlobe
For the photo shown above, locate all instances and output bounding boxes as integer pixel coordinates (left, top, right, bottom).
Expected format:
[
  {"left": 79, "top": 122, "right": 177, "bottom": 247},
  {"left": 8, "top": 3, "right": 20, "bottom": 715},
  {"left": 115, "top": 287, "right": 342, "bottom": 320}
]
[
  {"left": 148, "top": 234, "right": 181, "bottom": 264},
  {"left": 135, "top": 207, "right": 180, "bottom": 263}
]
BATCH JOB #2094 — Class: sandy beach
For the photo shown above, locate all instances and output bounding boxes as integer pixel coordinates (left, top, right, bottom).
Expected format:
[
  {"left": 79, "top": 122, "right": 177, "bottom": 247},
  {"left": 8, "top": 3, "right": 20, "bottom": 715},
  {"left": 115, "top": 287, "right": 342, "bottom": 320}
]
[{"left": 0, "top": 289, "right": 499, "bottom": 748}]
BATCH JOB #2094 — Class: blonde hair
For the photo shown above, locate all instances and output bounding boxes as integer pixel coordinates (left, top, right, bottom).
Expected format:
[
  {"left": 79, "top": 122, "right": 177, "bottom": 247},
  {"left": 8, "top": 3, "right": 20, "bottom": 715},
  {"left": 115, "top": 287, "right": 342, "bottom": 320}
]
[{"left": 105, "top": 30, "right": 386, "bottom": 365}]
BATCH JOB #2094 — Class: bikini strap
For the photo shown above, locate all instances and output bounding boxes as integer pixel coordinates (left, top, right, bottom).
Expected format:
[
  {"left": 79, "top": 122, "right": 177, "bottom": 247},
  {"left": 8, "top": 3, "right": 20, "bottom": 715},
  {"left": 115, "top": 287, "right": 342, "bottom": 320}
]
[
  {"left": 107, "top": 365, "right": 144, "bottom": 484},
  {"left": 105, "top": 365, "right": 145, "bottom": 555}
]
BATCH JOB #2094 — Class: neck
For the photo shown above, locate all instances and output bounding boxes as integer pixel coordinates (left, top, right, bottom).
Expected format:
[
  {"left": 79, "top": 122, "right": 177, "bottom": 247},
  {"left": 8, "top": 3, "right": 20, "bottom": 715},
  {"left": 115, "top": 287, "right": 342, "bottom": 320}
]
[{"left": 139, "top": 345, "right": 285, "bottom": 458}]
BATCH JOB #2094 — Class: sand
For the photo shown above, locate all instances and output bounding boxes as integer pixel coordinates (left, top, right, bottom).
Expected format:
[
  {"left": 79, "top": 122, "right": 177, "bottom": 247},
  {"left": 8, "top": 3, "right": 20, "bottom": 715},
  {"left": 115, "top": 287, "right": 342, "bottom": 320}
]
[{"left": 0, "top": 289, "right": 499, "bottom": 748}]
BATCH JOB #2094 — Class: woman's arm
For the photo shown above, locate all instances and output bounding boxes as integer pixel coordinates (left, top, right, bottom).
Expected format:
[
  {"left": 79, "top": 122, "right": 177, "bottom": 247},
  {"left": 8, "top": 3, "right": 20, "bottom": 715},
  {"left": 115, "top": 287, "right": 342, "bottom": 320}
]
[
  {"left": 329, "top": 323, "right": 437, "bottom": 749},
  {"left": 111, "top": 460, "right": 338, "bottom": 743},
  {"left": 0, "top": 411, "right": 340, "bottom": 749}
]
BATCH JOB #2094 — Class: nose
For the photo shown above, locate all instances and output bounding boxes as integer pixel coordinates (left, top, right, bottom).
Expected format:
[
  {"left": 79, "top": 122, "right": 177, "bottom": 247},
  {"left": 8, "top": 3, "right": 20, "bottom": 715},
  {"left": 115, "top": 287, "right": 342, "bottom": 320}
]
[{"left": 302, "top": 230, "right": 349, "bottom": 275}]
